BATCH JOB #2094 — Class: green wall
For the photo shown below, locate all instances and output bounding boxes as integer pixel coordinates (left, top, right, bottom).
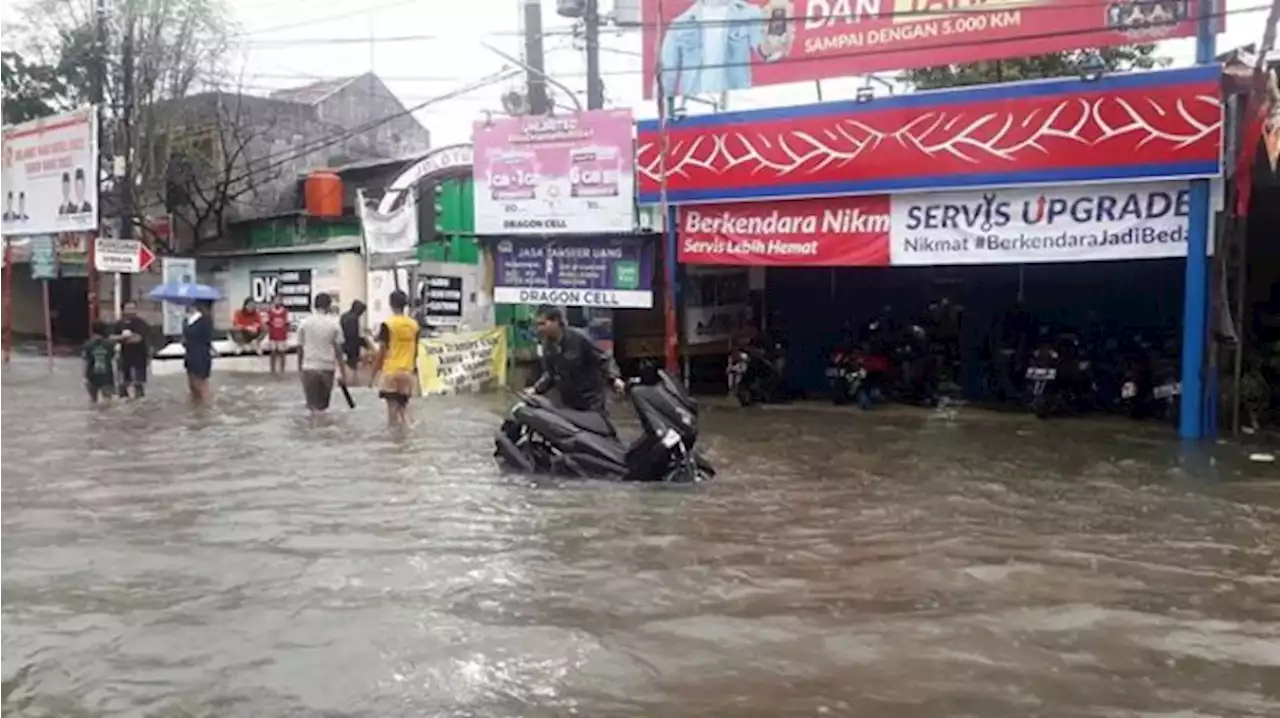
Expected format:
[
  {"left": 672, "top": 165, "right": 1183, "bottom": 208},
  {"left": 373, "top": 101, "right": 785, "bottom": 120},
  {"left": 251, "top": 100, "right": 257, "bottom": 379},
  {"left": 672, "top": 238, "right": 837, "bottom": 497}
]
[{"left": 417, "top": 175, "right": 479, "bottom": 264}]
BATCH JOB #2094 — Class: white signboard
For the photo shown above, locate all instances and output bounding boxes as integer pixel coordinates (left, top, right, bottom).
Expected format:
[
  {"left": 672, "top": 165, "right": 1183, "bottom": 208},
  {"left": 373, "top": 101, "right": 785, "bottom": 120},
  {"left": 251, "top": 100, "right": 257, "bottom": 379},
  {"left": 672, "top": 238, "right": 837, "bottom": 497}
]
[
  {"left": 889, "top": 181, "right": 1195, "bottom": 266},
  {"left": 1, "top": 107, "right": 99, "bottom": 235},
  {"left": 93, "top": 237, "right": 154, "bottom": 273},
  {"left": 365, "top": 268, "right": 411, "bottom": 333},
  {"left": 493, "top": 286, "right": 653, "bottom": 309},
  {"left": 162, "top": 257, "right": 197, "bottom": 335},
  {"left": 472, "top": 110, "right": 635, "bottom": 235}
]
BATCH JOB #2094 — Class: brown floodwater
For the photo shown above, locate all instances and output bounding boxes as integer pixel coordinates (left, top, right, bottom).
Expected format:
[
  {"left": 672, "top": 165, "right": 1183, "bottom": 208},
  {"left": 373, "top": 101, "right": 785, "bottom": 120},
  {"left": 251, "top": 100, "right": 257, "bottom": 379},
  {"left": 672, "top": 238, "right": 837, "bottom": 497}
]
[{"left": 3, "top": 356, "right": 1278, "bottom": 717}]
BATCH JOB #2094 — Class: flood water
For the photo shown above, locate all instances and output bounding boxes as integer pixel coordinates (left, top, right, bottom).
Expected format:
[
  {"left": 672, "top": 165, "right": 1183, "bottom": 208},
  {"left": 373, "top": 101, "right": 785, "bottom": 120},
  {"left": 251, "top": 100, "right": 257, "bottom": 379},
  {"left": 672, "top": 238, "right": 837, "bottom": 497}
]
[{"left": 3, "top": 356, "right": 1279, "bottom": 717}]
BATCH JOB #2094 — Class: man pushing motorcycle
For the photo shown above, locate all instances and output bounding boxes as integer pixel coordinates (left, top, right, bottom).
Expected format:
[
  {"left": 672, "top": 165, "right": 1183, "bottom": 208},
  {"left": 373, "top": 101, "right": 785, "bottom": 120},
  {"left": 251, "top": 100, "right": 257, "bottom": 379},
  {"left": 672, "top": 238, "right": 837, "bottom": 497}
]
[{"left": 525, "top": 304, "right": 626, "bottom": 414}]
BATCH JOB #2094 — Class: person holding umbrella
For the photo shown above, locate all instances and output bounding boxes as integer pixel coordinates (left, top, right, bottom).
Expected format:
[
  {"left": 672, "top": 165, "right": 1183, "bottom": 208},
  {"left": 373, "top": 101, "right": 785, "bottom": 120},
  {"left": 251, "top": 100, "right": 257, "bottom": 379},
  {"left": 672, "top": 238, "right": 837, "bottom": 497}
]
[
  {"left": 183, "top": 301, "right": 215, "bottom": 405},
  {"left": 149, "top": 280, "right": 222, "bottom": 405}
]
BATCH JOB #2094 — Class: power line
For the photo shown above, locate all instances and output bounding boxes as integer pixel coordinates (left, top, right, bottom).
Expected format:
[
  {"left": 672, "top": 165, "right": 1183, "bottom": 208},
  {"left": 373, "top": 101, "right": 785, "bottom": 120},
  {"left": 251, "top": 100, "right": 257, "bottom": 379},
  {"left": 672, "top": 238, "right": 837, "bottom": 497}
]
[
  {"left": 240, "top": 0, "right": 424, "bottom": 37},
  {"left": 184, "top": 67, "right": 521, "bottom": 197},
  {"left": 202, "top": 7, "right": 1252, "bottom": 193}
]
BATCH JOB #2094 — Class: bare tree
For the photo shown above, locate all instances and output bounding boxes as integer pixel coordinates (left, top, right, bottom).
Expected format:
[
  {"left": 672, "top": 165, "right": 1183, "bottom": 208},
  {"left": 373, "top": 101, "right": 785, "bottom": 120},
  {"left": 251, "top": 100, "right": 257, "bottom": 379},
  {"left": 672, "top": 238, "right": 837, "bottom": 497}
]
[
  {"left": 158, "top": 90, "right": 281, "bottom": 252},
  {"left": 13, "top": 0, "right": 236, "bottom": 251}
]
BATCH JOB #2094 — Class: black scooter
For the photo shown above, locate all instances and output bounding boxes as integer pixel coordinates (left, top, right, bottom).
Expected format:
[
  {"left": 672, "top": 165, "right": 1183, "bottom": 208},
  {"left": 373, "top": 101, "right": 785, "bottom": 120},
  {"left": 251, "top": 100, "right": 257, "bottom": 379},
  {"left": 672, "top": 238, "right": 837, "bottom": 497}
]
[
  {"left": 1026, "top": 332, "right": 1093, "bottom": 418},
  {"left": 726, "top": 342, "right": 787, "bottom": 406},
  {"left": 494, "top": 368, "right": 714, "bottom": 483},
  {"left": 895, "top": 325, "right": 939, "bottom": 406},
  {"left": 827, "top": 347, "right": 870, "bottom": 408}
]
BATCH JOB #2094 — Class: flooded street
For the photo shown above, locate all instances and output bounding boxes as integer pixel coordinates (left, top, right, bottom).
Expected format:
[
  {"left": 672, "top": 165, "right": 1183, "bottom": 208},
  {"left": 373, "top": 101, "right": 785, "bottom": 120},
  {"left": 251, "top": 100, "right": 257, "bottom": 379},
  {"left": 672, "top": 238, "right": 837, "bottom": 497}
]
[{"left": 3, "top": 357, "right": 1279, "bottom": 717}]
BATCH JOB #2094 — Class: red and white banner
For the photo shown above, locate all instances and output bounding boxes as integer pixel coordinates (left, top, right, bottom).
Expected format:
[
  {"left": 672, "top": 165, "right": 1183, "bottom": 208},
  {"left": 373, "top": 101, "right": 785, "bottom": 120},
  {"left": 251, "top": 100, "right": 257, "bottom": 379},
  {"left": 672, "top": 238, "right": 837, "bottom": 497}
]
[
  {"left": 2, "top": 107, "right": 99, "bottom": 236},
  {"left": 677, "top": 181, "right": 1201, "bottom": 267},
  {"left": 642, "top": 0, "right": 1222, "bottom": 99},
  {"left": 638, "top": 66, "right": 1222, "bottom": 204},
  {"left": 679, "top": 196, "right": 891, "bottom": 266}
]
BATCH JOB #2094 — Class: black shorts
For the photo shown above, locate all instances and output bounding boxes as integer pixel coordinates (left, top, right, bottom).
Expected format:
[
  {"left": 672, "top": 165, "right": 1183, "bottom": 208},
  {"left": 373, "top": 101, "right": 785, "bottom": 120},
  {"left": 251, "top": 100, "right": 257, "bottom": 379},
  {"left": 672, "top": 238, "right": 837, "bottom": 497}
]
[
  {"left": 301, "top": 369, "right": 335, "bottom": 410},
  {"left": 86, "top": 372, "right": 114, "bottom": 396},
  {"left": 343, "top": 347, "right": 361, "bottom": 370},
  {"left": 120, "top": 356, "right": 147, "bottom": 384},
  {"left": 184, "top": 353, "right": 212, "bottom": 380}
]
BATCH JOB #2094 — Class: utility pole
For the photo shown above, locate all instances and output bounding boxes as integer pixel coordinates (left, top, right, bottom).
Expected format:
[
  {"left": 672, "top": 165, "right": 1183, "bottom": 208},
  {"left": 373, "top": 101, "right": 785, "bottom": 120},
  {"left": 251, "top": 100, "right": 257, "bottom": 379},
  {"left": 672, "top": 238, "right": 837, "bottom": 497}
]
[
  {"left": 117, "top": 12, "right": 136, "bottom": 314},
  {"left": 522, "top": 0, "right": 550, "bottom": 115},
  {"left": 584, "top": 0, "right": 603, "bottom": 110},
  {"left": 88, "top": 0, "right": 108, "bottom": 326}
]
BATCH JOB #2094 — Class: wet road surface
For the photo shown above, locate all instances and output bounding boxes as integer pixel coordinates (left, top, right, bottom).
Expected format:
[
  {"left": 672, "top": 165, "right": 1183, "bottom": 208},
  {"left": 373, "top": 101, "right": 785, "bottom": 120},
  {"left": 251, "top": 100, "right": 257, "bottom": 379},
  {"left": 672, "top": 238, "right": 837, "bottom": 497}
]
[{"left": 3, "top": 356, "right": 1279, "bottom": 717}]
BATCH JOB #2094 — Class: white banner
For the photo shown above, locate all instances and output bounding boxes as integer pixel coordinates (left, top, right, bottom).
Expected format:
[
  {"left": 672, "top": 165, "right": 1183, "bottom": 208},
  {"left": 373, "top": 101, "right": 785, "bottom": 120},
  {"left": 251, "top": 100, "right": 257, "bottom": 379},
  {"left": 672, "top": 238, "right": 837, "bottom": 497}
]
[
  {"left": 889, "top": 182, "right": 1195, "bottom": 266},
  {"left": 358, "top": 188, "right": 417, "bottom": 255},
  {"left": 493, "top": 286, "right": 653, "bottom": 309},
  {"left": 365, "top": 268, "right": 410, "bottom": 333},
  {"left": 2, "top": 107, "right": 99, "bottom": 236}
]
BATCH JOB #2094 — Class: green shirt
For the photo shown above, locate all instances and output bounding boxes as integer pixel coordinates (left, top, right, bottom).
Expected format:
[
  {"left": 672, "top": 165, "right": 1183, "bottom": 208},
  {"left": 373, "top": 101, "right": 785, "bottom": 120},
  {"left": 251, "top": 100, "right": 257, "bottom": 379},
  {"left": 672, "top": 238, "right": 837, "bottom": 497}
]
[{"left": 83, "top": 338, "right": 116, "bottom": 378}]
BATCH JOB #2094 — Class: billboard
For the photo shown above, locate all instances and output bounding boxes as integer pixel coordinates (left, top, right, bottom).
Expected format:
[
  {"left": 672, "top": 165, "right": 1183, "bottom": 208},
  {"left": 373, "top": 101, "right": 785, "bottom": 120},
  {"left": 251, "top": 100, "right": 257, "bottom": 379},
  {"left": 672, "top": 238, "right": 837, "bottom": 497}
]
[
  {"left": 493, "top": 237, "right": 655, "bottom": 308},
  {"left": 1, "top": 107, "right": 99, "bottom": 236},
  {"left": 674, "top": 180, "right": 1199, "bottom": 267},
  {"left": 889, "top": 180, "right": 1196, "bottom": 265},
  {"left": 638, "top": 65, "right": 1222, "bottom": 203},
  {"left": 641, "top": 0, "right": 1222, "bottom": 99},
  {"left": 679, "top": 195, "right": 891, "bottom": 265},
  {"left": 472, "top": 109, "right": 636, "bottom": 235}
]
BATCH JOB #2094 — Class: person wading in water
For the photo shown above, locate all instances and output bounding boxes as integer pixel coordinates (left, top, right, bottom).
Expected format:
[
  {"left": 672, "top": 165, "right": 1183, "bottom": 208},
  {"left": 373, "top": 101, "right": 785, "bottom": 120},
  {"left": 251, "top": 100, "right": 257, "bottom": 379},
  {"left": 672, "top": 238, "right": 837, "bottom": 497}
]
[{"left": 370, "top": 290, "right": 420, "bottom": 427}]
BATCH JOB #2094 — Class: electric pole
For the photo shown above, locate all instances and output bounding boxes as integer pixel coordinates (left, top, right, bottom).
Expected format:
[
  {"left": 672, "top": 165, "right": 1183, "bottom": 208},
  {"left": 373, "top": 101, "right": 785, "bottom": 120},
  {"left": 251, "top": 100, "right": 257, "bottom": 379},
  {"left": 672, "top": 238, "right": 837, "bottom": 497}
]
[
  {"left": 88, "top": 0, "right": 108, "bottom": 326},
  {"left": 584, "top": 0, "right": 603, "bottom": 110},
  {"left": 522, "top": 0, "right": 551, "bottom": 115},
  {"left": 118, "top": 12, "right": 136, "bottom": 309}
]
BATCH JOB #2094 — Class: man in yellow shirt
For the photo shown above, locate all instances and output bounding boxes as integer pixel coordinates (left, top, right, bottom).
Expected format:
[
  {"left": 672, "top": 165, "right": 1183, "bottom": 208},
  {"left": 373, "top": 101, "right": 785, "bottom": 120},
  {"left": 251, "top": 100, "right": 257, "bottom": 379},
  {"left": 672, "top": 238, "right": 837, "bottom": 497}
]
[{"left": 371, "top": 289, "right": 421, "bottom": 427}]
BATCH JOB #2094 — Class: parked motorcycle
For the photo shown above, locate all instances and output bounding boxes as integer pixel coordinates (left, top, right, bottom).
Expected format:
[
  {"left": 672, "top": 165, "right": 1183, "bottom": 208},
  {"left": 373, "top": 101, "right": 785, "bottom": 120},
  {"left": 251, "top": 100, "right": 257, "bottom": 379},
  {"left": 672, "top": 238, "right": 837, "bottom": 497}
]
[
  {"left": 1026, "top": 339, "right": 1061, "bottom": 419},
  {"left": 494, "top": 368, "right": 714, "bottom": 483},
  {"left": 1026, "top": 331, "right": 1097, "bottom": 419},
  {"left": 828, "top": 347, "right": 869, "bottom": 408},
  {"left": 1148, "top": 339, "right": 1182, "bottom": 423},
  {"left": 895, "top": 325, "right": 939, "bottom": 406},
  {"left": 727, "top": 342, "right": 787, "bottom": 406},
  {"left": 1117, "top": 334, "right": 1180, "bottom": 423}
]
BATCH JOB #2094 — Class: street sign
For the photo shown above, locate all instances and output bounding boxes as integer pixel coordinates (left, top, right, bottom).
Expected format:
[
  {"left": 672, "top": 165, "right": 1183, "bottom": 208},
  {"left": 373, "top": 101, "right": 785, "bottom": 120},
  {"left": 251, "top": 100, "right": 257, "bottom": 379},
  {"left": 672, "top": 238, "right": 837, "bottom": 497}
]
[
  {"left": 421, "top": 274, "right": 463, "bottom": 326},
  {"left": 93, "top": 237, "right": 156, "bottom": 273},
  {"left": 29, "top": 235, "right": 57, "bottom": 280}
]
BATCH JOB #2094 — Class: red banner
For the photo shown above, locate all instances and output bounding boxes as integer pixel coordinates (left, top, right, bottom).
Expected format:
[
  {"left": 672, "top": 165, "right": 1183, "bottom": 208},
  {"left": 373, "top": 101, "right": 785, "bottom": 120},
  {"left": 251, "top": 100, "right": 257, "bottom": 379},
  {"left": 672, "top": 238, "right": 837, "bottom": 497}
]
[
  {"left": 638, "top": 66, "right": 1223, "bottom": 203},
  {"left": 679, "top": 196, "right": 891, "bottom": 265},
  {"left": 641, "top": 0, "right": 1222, "bottom": 99}
]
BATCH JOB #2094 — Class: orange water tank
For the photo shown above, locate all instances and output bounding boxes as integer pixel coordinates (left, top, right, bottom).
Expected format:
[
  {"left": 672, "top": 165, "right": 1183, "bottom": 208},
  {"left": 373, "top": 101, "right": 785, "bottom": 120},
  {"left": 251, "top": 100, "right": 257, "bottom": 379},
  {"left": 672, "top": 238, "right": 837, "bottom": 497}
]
[{"left": 305, "top": 170, "right": 343, "bottom": 218}]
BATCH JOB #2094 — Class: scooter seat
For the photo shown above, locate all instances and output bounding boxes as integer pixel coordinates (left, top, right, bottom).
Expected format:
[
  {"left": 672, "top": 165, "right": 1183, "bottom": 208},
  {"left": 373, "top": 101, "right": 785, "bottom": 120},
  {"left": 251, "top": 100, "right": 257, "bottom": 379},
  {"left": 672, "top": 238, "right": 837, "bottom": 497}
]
[{"left": 558, "top": 408, "right": 616, "bottom": 437}]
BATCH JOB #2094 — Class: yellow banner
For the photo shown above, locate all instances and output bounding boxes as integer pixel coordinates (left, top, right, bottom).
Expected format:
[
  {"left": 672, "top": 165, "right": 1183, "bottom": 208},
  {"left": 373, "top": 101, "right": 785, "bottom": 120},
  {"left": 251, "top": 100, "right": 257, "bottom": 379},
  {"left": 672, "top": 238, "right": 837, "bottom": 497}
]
[{"left": 416, "top": 327, "right": 509, "bottom": 396}]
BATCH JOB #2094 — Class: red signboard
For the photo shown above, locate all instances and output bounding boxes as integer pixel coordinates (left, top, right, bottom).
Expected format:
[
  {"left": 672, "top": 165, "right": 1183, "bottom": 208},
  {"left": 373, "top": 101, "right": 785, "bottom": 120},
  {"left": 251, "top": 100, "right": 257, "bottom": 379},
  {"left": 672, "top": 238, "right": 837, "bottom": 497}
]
[
  {"left": 637, "top": 65, "right": 1223, "bottom": 203},
  {"left": 641, "top": 0, "right": 1223, "bottom": 99},
  {"left": 679, "top": 196, "right": 891, "bottom": 265}
]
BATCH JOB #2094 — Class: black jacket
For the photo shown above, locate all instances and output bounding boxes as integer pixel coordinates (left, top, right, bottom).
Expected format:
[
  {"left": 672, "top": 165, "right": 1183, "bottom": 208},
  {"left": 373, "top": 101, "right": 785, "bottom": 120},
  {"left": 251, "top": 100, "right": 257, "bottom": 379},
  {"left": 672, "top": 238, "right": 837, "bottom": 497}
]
[{"left": 532, "top": 326, "right": 621, "bottom": 412}]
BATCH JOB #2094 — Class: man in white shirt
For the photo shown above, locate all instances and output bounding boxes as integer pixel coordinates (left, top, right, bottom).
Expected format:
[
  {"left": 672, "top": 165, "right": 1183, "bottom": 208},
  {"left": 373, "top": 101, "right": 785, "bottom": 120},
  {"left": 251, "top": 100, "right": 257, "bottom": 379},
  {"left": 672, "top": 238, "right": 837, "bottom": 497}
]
[{"left": 295, "top": 293, "right": 344, "bottom": 415}]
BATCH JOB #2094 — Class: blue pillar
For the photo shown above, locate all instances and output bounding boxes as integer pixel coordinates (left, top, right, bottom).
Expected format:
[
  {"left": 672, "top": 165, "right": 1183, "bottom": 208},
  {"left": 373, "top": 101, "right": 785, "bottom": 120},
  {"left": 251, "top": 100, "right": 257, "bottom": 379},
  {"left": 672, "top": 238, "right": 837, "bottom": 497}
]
[{"left": 1178, "top": 10, "right": 1217, "bottom": 440}]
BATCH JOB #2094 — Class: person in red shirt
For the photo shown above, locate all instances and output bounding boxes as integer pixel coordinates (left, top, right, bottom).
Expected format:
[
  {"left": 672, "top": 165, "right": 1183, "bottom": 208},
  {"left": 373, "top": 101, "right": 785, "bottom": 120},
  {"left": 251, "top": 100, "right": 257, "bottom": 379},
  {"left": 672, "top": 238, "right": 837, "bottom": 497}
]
[
  {"left": 265, "top": 296, "right": 290, "bottom": 375},
  {"left": 232, "top": 298, "right": 264, "bottom": 355}
]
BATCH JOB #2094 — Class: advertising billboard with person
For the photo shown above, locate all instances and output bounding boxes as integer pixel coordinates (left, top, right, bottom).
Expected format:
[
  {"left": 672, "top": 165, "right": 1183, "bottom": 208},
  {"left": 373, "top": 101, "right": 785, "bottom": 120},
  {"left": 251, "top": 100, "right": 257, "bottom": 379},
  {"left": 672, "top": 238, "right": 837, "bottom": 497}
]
[
  {"left": 640, "top": 0, "right": 1222, "bottom": 99},
  {"left": 1, "top": 107, "right": 99, "bottom": 235}
]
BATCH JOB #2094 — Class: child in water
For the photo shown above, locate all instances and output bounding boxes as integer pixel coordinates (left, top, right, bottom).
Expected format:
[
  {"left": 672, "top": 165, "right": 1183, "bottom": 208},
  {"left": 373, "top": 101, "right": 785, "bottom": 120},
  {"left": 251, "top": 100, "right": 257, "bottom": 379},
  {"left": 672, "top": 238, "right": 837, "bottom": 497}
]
[{"left": 83, "top": 320, "right": 116, "bottom": 404}]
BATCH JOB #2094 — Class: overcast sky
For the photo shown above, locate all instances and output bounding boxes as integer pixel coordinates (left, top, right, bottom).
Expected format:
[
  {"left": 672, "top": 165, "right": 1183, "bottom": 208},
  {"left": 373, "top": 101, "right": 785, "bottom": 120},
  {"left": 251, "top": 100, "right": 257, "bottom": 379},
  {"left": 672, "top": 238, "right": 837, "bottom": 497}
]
[{"left": 4, "top": 0, "right": 1274, "bottom": 144}]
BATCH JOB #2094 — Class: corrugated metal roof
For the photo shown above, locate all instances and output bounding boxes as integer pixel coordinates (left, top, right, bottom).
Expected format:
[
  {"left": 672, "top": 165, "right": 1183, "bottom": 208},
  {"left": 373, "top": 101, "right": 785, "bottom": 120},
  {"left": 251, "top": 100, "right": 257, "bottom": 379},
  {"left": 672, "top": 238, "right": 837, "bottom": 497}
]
[{"left": 268, "top": 75, "right": 364, "bottom": 105}]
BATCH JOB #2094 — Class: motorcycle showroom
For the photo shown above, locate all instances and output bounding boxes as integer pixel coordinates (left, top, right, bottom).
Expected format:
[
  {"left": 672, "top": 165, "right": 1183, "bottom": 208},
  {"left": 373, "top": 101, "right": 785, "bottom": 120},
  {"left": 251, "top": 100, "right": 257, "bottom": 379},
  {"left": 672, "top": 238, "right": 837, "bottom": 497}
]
[{"left": 636, "top": 65, "right": 1280, "bottom": 433}]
